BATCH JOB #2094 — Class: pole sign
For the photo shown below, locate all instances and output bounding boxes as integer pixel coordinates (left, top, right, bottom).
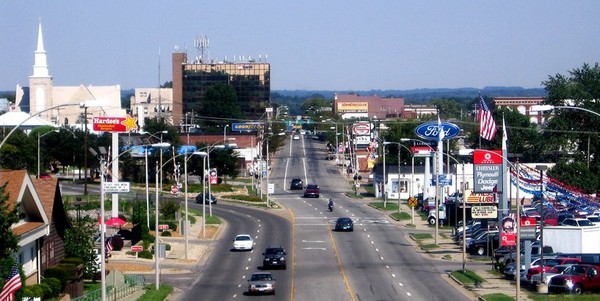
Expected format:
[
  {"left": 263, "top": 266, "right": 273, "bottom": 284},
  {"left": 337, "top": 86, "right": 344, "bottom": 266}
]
[
  {"left": 472, "top": 149, "right": 503, "bottom": 193},
  {"left": 464, "top": 190, "right": 495, "bottom": 203},
  {"left": 431, "top": 174, "right": 452, "bottom": 186},
  {"left": 352, "top": 122, "right": 371, "bottom": 135},
  {"left": 102, "top": 182, "right": 130, "bottom": 193},
  {"left": 471, "top": 205, "right": 498, "bottom": 219},
  {"left": 92, "top": 115, "right": 138, "bottom": 132},
  {"left": 414, "top": 121, "right": 460, "bottom": 141}
]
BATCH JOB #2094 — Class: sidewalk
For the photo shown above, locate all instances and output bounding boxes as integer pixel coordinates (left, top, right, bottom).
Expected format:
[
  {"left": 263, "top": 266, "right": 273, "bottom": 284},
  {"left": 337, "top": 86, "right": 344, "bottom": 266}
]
[
  {"left": 384, "top": 200, "right": 534, "bottom": 301},
  {"left": 106, "top": 215, "right": 220, "bottom": 301}
]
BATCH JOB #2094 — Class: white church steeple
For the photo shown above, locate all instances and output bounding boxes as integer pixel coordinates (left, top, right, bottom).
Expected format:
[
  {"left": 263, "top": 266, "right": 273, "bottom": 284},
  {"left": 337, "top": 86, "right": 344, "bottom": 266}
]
[{"left": 32, "top": 21, "right": 50, "bottom": 78}]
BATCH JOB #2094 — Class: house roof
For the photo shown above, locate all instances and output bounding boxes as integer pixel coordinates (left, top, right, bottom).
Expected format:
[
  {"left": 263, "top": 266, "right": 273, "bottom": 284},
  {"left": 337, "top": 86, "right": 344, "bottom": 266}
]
[
  {"left": 1, "top": 170, "right": 49, "bottom": 242},
  {"left": 31, "top": 177, "right": 58, "bottom": 220}
]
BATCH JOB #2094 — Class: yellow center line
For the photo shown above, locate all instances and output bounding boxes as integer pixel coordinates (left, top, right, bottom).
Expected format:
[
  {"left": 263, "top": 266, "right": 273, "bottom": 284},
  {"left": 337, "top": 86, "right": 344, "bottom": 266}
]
[{"left": 327, "top": 223, "right": 357, "bottom": 301}]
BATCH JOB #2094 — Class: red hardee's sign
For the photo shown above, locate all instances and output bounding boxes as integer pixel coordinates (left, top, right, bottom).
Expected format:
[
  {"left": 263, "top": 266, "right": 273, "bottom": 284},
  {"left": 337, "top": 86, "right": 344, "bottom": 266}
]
[
  {"left": 473, "top": 149, "right": 503, "bottom": 164},
  {"left": 352, "top": 122, "right": 371, "bottom": 135},
  {"left": 93, "top": 115, "right": 138, "bottom": 133}
]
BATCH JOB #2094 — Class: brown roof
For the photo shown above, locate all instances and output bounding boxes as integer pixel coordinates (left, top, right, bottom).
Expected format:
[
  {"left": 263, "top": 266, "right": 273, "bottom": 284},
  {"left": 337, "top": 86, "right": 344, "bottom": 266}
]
[
  {"left": 0, "top": 169, "right": 27, "bottom": 211},
  {"left": 12, "top": 222, "right": 45, "bottom": 237},
  {"left": 31, "top": 177, "right": 57, "bottom": 220}
]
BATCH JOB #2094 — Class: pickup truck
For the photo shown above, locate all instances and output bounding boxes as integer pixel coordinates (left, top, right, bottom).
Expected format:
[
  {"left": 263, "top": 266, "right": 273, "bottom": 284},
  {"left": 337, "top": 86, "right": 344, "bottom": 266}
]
[
  {"left": 526, "top": 257, "right": 582, "bottom": 283},
  {"left": 548, "top": 264, "right": 600, "bottom": 294}
]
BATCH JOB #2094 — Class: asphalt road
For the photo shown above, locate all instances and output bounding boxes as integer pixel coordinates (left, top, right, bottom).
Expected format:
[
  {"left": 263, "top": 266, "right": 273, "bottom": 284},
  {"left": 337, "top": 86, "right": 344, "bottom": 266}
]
[{"left": 267, "top": 134, "right": 472, "bottom": 301}]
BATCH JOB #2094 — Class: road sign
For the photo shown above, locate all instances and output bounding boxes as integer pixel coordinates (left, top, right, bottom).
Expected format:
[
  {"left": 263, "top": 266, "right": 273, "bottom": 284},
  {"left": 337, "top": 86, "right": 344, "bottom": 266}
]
[
  {"left": 171, "top": 185, "right": 179, "bottom": 194},
  {"left": 158, "top": 224, "right": 169, "bottom": 230},
  {"left": 268, "top": 183, "right": 274, "bottom": 194},
  {"left": 431, "top": 174, "right": 452, "bottom": 186},
  {"left": 408, "top": 197, "right": 418, "bottom": 208},
  {"left": 103, "top": 182, "right": 130, "bottom": 193},
  {"left": 131, "top": 245, "right": 143, "bottom": 252}
]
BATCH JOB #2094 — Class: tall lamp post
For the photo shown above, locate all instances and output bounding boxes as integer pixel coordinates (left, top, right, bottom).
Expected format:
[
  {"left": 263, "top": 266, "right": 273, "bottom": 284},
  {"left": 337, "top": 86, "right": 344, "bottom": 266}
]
[
  {"left": 223, "top": 124, "right": 229, "bottom": 144},
  {"left": 183, "top": 151, "right": 205, "bottom": 260},
  {"left": 536, "top": 164, "right": 548, "bottom": 293},
  {"left": 37, "top": 129, "right": 58, "bottom": 178}
]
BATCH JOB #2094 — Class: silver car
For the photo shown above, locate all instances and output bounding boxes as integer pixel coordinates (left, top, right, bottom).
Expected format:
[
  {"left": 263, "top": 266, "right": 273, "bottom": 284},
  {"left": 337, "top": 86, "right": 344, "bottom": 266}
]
[
  {"left": 247, "top": 272, "right": 276, "bottom": 295},
  {"left": 530, "top": 264, "right": 576, "bottom": 286}
]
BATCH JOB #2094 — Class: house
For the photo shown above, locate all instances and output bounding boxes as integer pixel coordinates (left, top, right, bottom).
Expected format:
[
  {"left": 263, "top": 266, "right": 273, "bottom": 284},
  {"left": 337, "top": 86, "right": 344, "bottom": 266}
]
[
  {"left": 32, "top": 177, "right": 71, "bottom": 272},
  {"left": 2, "top": 171, "right": 70, "bottom": 286}
]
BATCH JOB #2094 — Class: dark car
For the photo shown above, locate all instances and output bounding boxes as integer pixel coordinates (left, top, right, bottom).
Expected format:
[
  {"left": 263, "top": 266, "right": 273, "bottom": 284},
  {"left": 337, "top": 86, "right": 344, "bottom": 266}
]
[
  {"left": 466, "top": 231, "right": 500, "bottom": 256},
  {"left": 303, "top": 184, "right": 320, "bottom": 198},
  {"left": 334, "top": 217, "right": 354, "bottom": 231},
  {"left": 195, "top": 192, "right": 217, "bottom": 204},
  {"left": 262, "top": 246, "right": 287, "bottom": 269},
  {"left": 290, "top": 178, "right": 303, "bottom": 190}
]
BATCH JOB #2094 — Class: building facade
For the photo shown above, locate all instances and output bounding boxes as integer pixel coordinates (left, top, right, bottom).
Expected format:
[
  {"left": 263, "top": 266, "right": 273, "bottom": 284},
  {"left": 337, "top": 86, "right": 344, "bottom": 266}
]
[
  {"left": 171, "top": 52, "right": 271, "bottom": 128},
  {"left": 130, "top": 88, "right": 174, "bottom": 129},
  {"left": 493, "top": 97, "right": 545, "bottom": 124},
  {"left": 333, "top": 93, "right": 405, "bottom": 120}
]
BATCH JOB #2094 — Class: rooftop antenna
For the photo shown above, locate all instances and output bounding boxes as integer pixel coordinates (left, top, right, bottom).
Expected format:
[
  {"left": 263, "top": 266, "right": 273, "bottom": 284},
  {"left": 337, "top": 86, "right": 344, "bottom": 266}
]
[{"left": 194, "top": 34, "right": 210, "bottom": 63}]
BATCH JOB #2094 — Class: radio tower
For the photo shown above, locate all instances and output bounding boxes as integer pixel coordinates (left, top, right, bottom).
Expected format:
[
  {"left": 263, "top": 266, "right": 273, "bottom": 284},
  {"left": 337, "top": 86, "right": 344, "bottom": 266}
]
[{"left": 194, "top": 34, "right": 210, "bottom": 63}]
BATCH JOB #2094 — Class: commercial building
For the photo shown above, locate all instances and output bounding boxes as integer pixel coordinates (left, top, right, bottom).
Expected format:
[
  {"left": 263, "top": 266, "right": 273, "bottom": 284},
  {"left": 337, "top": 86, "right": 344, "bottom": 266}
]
[
  {"left": 171, "top": 51, "right": 271, "bottom": 128},
  {"left": 493, "top": 97, "right": 545, "bottom": 124}
]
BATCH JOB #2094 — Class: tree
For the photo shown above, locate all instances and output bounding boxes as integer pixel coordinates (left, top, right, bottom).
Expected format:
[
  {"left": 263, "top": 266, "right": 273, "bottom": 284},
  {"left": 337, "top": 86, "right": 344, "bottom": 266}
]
[
  {"left": 0, "top": 182, "right": 21, "bottom": 282},
  {"left": 540, "top": 63, "right": 600, "bottom": 192},
  {"left": 200, "top": 84, "right": 244, "bottom": 129},
  {"left": 64, "top": 218, "right": 98, "bottom": 280},
  {"left": 209, "top": 148, "right": 241, "bottom": 182}
]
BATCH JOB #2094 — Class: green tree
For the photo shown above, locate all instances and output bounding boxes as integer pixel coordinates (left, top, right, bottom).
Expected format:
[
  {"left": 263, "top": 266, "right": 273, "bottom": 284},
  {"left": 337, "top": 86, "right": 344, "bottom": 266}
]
[
  {"left": 64, "top": 218, "right": 98, "bottom": 279},
  {"left": 540, "top": 62, "right": 600, "bottom": 192},
  {"left": 0, "top": 182, "right": 20, "bottom": 269},
  {"left": 209, "top": 148, "right": 241, "bottom": 182}
]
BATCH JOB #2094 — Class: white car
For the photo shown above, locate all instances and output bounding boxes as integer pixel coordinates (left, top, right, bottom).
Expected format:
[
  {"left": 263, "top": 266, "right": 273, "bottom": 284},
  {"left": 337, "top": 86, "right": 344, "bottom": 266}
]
[
  {"left": 232, "top": 234, "right": 254, "bottom": 251},
  {"left": 293, "top": 135, "right": 300, "bottom": 140},
  {"left": 530, "top": 264, "right": 576, "bottom": 286}
]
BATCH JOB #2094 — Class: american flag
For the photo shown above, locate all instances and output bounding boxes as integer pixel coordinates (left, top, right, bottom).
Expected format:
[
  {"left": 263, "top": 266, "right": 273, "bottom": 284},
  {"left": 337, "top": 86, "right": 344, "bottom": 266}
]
[
  {"left": 106, "top": 238, "right": 113, "bottom": 258},
  {"left": 0, "top": 263, "right": 22, "bottom": 301},
  {"left": 478, "top": 95, "right": 496, "bottom": 141}
]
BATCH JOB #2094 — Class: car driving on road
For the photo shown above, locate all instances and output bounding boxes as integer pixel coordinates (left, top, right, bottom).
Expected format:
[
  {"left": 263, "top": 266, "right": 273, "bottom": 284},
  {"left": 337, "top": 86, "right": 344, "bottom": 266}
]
[
  {"left": 290, "top": 178, "right": 303, "bottom": 190},
  {"left": 335, "top": 217, "right": 354, "bottom": 231},
  {"left": 303, "top": 184, "right": 320, "bottom": 198},
  {"left": 232, "top": 234, "right": 254, "bottom": 251},
  {"left": 247, "top": 272, "right": 276, "bottom": 295},
  {"left": 262, "top": 246, "right": 287, "bottom": 269}
]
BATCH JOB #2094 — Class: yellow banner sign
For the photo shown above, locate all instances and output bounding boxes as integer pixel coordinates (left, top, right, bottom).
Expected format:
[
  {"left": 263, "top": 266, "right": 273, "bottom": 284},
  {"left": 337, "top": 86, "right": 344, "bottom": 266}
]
[
  {"left": 337, "top": 102, "right": 368, "bottom": 112},
  {"left": 464, "top": 190, "right": 495, "bottom": 203}
]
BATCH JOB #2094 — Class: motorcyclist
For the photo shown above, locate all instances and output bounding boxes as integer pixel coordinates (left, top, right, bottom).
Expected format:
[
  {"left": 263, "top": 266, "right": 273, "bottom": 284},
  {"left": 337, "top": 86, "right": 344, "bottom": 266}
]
[{"left": 328, "top": 198, "right": 334, "bottom": 211}]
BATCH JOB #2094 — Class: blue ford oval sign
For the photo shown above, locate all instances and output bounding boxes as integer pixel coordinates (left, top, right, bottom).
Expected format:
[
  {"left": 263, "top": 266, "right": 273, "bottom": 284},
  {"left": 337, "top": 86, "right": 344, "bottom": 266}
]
[{"left": 414, "top": 121, "right": 461, "bottom": 141}]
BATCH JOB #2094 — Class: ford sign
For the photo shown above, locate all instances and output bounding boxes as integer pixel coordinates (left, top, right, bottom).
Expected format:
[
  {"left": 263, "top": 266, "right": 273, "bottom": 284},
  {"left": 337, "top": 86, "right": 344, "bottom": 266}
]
[{"left": 414, "top": 121, "right": 460, "bottom": 141}]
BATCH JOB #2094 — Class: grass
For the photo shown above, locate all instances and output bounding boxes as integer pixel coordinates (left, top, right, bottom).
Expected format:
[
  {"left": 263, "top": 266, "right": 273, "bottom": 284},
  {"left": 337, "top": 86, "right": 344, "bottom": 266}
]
[
  {"left": 390, "top": 211, "right": 411, "bottom": 220},
  {"left": 530, "top": 295, "right": 600, "bottom": 301},
  {"left": 420, "top": 243, "right": 439, "bottom": 250},
  {"left": 450, "top": 270, "right": 485, "bottom": 285},
  {"left": 187, "top": 208, "right": 221, "bottom": 224},
  {"left": 480, "top": 293, "right": 514, "bottom": 301},
  {"left": 83, "top": 281, "right": 101, "bottom": 292},
  {"left": 137, "top": 284, "right": 173, "bottom": 301},
  {"left": 412, "top": 233, "right": 433, "bottom": 240},
  {"left": 369, "top": 201, "right": 400, "bottom": 211}
]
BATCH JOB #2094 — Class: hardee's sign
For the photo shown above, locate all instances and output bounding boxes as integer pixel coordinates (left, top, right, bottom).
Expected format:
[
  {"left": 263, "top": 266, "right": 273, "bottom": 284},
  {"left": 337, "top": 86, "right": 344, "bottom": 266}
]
[{"left": 93, "top": 115, "right": 138, "bottom": 133}]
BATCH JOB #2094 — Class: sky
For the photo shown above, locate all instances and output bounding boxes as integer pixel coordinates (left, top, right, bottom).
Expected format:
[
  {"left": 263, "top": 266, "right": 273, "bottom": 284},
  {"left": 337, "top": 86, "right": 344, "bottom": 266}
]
[{"left": 1, "top": 1, "right": 599, "bottom": 92}]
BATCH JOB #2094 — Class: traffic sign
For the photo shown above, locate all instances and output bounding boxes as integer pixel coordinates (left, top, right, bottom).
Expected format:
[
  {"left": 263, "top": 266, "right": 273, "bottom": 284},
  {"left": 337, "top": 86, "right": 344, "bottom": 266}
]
[
  {"left": 408, "top": 197, "right": 418, "bottom": 208},
  {"left": 131, "top": 245, "right": 143, "bottom": 252},
  {"left": 268, "top": 183, "right": 274, "bottom": 194},
  {"left": 431, "top": 174, "right": 452, "bottom": 186},
  {"left": 103, "top": 182, "right": 130, "bottom": 193},
  {"left": 171, "top": 185, "right": 179, "bottom": 194}
]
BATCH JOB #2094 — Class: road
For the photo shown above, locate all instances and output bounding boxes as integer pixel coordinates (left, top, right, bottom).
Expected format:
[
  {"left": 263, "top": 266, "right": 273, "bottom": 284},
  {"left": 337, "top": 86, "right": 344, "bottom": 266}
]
[{"left": 265, "top": 134, "right": 471, "bottom": 300}]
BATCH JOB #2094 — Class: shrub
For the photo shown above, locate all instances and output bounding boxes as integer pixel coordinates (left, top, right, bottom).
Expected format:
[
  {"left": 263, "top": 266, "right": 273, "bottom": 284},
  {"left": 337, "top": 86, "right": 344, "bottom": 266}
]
[
  {"left": 37, "top": 283, "right": 52, "bottom": 299},
  {"left": 44, "top": 267, "right": 67, "bottom": 289},
  {"left": 41, "top": 277, "right": 62, "bottom": 297},
  {"left": 161, "top": 231, "right": 172, "bottom": 237},
  {"left": 138, "top": 250, "right": 153, "bottom": 259},
  {"left": 61, "top": 257, "right": 84, "bottom": 266},
  {"left": 165, "top": 243, "right": 171, "bottom": 251},
  {"left": 23, "top": 285, "right": 44, "bottom": 298}
]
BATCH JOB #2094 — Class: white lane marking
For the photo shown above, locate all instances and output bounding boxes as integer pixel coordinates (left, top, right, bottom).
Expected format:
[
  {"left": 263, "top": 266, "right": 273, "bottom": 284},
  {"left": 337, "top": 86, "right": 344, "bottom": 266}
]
[
  {"left": 302, "top": 240, "right": 325, "bottom": 243},
  {"left": 302, "top": 247, "right": 327, "bottom": 250}
]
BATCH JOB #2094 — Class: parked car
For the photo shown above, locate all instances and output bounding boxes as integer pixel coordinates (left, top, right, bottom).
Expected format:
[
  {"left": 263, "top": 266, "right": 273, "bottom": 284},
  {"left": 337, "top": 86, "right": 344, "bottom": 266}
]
[
  {"left": 466, "top": 231, "right": 500, "bottom": 256},
  {"left": 262, "top": 246, "right": 287, "bottom": 269},
  {"left": 195, "top": 192, "right": 217, "bottom": 204},
  {"left": 526, "top": 257, "right": 582, "bottom": 282},
  {"left": 548, "top": 264, "right": 600, "bottom": 294},
  {"left": 303, "top": 184, "right": 320, "bottom": 198},
  {"left": 334, "top": 217, "right": 354, "bottom": 232},
  {"left": 290, "top": 178, "right": 303, "bottom": 190},
  {"left": 232, "top": 234, "right": 254, "bottom": 251},
  {"left": 530, "top": 264, "right": 578, "bottom": 286},
  {"left": 561, "top": 218, "right": 595, "bottom": 227},
  {"left": 247, "top": 272, "right": 276, "bottom": 295}
]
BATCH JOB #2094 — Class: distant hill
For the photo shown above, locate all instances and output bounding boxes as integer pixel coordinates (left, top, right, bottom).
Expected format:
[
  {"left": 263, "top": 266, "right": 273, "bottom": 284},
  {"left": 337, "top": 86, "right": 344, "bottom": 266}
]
[{"left": 273, "top": 86, "right": 547, "bottom": 102}]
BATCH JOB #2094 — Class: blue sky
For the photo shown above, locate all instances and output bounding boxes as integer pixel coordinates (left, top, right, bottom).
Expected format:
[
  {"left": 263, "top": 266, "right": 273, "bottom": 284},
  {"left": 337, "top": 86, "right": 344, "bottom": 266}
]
[{"left": 1, "top": 1, "right": 599, "bottom": 91}]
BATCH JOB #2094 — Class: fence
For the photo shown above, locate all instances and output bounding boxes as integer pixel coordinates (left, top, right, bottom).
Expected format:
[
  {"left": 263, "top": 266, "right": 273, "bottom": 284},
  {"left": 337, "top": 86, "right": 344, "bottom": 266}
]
[{"left": 72, "top": 274, "right": 146, "bottom": 301}]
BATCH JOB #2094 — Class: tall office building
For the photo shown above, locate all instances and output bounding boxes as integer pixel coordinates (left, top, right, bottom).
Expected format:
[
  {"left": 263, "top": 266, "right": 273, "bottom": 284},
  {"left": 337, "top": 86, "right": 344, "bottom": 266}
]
[{"left": 172, "top": 51, "right": 270, "bottom": 128}]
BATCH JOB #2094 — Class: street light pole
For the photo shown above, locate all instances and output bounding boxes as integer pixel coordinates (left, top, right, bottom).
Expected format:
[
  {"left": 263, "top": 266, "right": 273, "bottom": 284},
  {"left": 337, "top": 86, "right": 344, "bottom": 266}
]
[
  {"left": 224, "top": 124, "right": 229, "bottom": 144},
  {"left": 382, "top": 142, "right": 387, "bottom": 207},
  {"left": 536, "top": 164, "right": 548, "bottom": 292}
]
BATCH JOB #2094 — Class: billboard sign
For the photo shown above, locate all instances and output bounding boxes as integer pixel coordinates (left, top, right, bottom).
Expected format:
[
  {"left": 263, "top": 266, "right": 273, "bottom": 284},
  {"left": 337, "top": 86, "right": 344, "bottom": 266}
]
[
  {"left": 337, "top": 102, "right": 368, "bottom": 113},
  {"left": 232, "top": 122, "right": 263, "bottom": 132},
  {"left": 93, "top": 115, "right": 138, "bottom": 133},
  {"left": 471, "top": 205, "right": 498, "bottom": 219},
  {"left": 473, "top": 149, "right": 503, "bottom": 193},
  {"left": 464, "top": 190, "right": 495, "bottom": 203},
  {"left": 414, "top": 121, "right": 460, "bottom": 141}
]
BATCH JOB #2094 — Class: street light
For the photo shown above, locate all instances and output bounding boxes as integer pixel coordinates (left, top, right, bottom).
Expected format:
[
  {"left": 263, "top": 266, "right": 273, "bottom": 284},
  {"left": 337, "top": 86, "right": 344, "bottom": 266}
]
[
  {"left": 223, "top": 124, "right": 229, "bottom": 144},
  {"left": 142, "top": 130, "right": 168, "bottom": 191},
  {"left": 536, "top": 164, "right": 548, "bottom": 293},
  {"left": 383, "top": 141, "right": 413, "bottom": 213},
  {"left": 183, "top": 151, "right": 205, "bottom": 259},
  {"left": 37, "top": 129, "right": 58, "bottom": 178},
  {"left": 194, "top": 152, "right": 208, "bottom": 239},
  {"left": 530, "top": 105, "right": 600, "bottom": 118}
]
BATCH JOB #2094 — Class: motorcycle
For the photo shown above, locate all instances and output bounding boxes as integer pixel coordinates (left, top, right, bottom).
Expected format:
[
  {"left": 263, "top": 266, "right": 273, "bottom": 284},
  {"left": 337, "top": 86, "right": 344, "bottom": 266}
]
[{"left": 328, "top": 200, "right": 334, "bottom": 212}]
